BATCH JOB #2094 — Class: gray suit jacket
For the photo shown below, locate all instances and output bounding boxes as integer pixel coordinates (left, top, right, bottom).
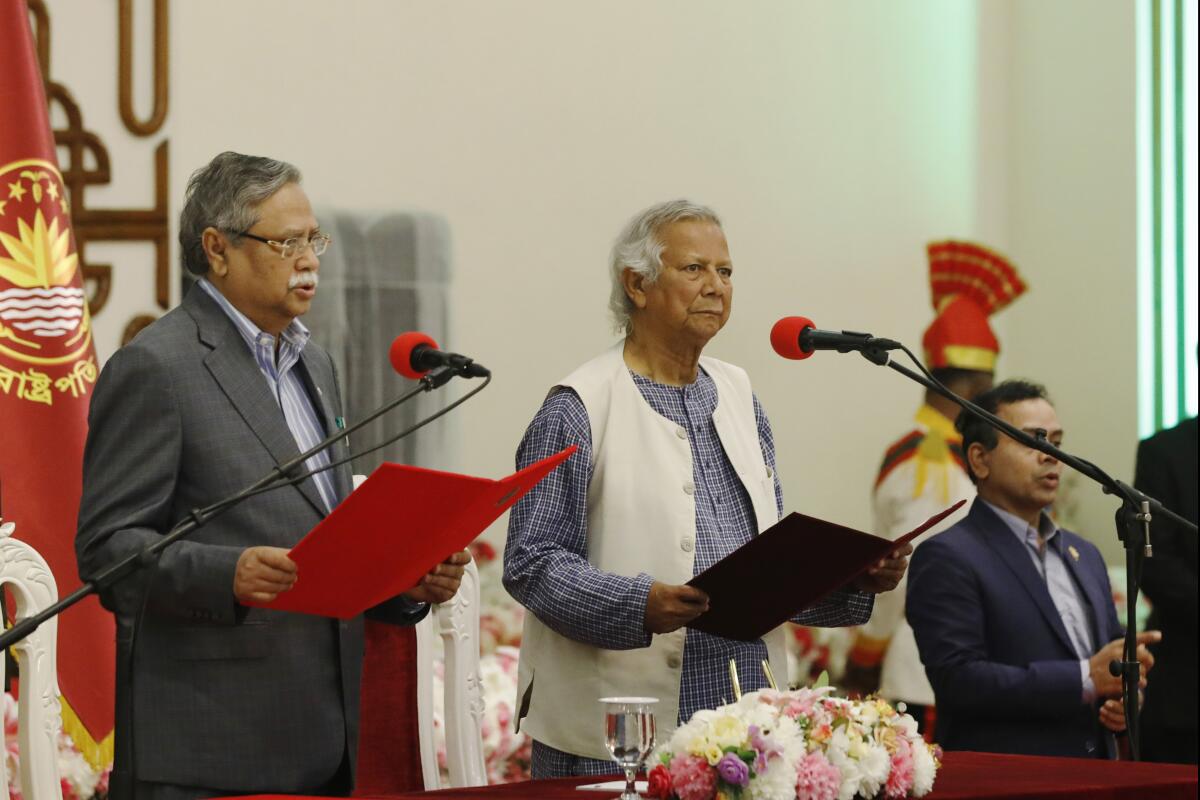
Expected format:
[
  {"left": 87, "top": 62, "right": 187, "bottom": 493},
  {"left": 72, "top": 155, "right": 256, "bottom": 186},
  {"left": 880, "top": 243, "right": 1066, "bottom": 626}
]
[{"left": 76, "top": 286, "right": 421, "bottom": 795}]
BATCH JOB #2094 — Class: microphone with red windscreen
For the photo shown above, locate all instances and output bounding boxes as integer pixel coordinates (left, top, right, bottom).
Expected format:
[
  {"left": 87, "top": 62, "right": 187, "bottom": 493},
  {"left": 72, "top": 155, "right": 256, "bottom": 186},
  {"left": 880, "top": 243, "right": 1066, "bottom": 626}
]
[
  {"left": 770, "top": 316, "right": 819, "bottom": 360},
  {"left": 771, "top": 316, "right": 901, "bottom": 359},
  {"left": 389, "top": 332, "right": 490, "bottom": 379}
]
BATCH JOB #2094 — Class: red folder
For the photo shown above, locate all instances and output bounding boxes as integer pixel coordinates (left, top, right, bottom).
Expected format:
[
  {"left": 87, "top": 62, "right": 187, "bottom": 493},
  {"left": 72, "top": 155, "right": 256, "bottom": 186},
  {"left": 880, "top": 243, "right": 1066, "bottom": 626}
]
[
  {"left": 254, "top": 446, "right": 577, "bottom": 618},
  {"left": 686, "top": 499, "right": 966, "bottom": 641}
]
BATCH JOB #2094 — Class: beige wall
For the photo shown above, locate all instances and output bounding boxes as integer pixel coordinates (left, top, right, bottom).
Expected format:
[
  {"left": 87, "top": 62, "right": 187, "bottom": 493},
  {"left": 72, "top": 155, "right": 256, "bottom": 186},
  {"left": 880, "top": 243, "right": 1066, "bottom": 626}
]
[
  {"left": 1000, "top": 0, "right": 1137, "bottom": 562},
  {"left": 42, "top": 0, "right": 1137, "bottom": 561}
]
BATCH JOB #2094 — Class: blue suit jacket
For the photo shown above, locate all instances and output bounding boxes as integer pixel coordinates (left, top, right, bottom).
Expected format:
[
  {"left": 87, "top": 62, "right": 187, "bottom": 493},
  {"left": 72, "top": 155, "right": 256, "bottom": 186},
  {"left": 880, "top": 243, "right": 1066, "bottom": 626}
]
[{"left": 907, "top": 499, "right": 1122, "bottom": 758}]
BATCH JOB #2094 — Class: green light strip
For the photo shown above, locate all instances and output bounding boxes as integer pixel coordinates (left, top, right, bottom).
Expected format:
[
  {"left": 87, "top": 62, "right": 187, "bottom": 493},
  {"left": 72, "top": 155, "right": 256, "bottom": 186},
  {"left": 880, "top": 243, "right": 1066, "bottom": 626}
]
[
  {"left": 1152, "top": 0, "right": 1164, "bottom": 431},
  {"left": 1186, "top": 0, "right": 1199, "bottom": 418},
  {"left": 1173, "top": 0, "right": 1186, "bottom": 418}
]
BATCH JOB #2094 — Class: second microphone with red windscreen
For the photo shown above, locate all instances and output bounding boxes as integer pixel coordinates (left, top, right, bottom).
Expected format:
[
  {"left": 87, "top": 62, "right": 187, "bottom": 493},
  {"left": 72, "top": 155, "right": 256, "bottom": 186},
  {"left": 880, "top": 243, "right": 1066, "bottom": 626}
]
[
  {"left": 770, "top": 317, "right": 900, "bottom": 359},
  {"left": 389, "top": 332, "right": 490, "bottom": 379}
]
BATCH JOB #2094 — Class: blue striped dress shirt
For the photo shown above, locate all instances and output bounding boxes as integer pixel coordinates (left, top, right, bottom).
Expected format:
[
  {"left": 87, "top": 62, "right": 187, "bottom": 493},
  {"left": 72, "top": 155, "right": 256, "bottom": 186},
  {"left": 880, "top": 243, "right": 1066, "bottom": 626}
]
[{"left": 198, "top": 279, "right": 339, "bottom": 512}]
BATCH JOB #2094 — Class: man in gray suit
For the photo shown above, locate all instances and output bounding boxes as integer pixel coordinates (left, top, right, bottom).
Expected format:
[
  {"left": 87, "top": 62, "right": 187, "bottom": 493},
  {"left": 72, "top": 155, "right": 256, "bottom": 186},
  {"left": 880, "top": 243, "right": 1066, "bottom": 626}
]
[{"left": 76, "top": 152, "right": 468, "bottom": 800}]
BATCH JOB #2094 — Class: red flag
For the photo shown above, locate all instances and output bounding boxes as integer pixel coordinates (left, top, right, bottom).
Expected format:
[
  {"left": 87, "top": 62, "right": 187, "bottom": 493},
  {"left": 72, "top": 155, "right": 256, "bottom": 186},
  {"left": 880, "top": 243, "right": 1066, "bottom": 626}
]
[{"left": 0, "top": 0, "right": 114, "bottom": 770}]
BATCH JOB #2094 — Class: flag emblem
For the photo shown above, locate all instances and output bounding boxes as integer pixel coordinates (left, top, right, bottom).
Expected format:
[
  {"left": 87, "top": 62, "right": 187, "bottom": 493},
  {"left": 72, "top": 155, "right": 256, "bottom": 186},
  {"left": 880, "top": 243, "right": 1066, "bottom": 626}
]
[{"left": 0, "top": 159, "right": 91, "bottom": 365}]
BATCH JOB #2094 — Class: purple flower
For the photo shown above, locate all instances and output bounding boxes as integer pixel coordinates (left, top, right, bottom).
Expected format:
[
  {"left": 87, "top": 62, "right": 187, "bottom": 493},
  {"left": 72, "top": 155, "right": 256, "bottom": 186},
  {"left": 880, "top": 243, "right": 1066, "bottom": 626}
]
[
  {"left": 716, "top": 752, "right": 750, "bottom": 787},
  {"left": 748, "top": 724, "right": 783, "bottom": 772}
]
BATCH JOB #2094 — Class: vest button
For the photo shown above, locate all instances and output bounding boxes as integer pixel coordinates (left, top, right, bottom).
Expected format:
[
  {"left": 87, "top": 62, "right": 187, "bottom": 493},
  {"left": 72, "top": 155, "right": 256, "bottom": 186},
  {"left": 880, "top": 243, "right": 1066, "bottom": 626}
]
[
  {"left": 667, "top": 654, "right": 682, "bottom": 669},
  {"left": 676, "top": 426, "right": 687, "bottom": 439},
  {"left": 683, "top": 481, "right": 695, "bottom": 495},
  {"left": 681, "top": 538, "right": 694, "bottom": 552}
]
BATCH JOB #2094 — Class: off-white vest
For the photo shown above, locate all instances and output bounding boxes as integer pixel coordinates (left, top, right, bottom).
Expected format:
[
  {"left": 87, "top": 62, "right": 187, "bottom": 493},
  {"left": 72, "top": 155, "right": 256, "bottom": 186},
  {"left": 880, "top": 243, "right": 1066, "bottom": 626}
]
[{"left": 515, "top": 342, "right": 788, "bottom": 760}]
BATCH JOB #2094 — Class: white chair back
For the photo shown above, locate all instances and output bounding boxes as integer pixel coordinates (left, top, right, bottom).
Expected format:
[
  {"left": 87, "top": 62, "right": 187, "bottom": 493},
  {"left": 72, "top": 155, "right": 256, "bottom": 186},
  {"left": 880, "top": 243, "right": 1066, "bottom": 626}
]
[
  {"left": 351, "top": 474, "right": 486, "bottom": 789},
  {"left": 0, "top": 521, "right": 64, "bottom": 800}
]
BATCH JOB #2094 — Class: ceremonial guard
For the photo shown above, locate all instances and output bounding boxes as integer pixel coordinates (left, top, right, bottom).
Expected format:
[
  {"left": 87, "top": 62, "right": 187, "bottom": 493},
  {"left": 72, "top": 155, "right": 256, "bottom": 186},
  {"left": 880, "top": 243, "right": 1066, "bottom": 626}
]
[{"left": 845, "top": 241, "right": 1027, "bottom": 733}]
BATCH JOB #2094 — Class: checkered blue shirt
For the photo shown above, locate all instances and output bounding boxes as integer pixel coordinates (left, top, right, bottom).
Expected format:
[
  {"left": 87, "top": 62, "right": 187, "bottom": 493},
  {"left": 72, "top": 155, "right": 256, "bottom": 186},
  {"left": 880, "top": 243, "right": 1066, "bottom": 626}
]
[
  {"left": 505, "top": 367, "right": 872, "bottom": 776},
  {"left": 197, "top": 279, "right": 338, "bottom": 512}
]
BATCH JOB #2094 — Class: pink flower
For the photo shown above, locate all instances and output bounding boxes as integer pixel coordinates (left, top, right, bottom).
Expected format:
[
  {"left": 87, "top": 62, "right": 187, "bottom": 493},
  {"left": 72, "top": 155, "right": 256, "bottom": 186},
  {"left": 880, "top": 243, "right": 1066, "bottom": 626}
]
[
  {"left": 783, "top": 696, "right": 815, "bottom": 719},
  {"left": 794, "top": 750, "right": 840, "bottom": 800},
  {"left": 669, "top": 754, "right": 717, "bottom": 800},
  {"left": 886, "top": 737, "right": 915, "bottom": 799},
  {"left": 95, "top": 768, "right": 111, "bottom": 796}
]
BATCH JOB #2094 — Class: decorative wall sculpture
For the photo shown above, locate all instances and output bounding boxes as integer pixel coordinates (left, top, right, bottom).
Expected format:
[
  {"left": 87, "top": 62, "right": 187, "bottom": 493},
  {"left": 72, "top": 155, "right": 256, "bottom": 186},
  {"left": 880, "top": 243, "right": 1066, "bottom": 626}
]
[{"left": 27, "top": 0, "right": 171, "bottom": 340}]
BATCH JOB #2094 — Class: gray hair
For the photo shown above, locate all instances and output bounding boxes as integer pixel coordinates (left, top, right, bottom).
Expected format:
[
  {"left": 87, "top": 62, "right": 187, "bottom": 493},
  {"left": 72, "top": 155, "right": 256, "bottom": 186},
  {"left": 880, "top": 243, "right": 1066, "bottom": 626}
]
[
  {"left": 178, "top": 151, "right": 302, "bottom": 276},
  {"left": 608, "top": 199, "right": 722, "bottom": 333}
]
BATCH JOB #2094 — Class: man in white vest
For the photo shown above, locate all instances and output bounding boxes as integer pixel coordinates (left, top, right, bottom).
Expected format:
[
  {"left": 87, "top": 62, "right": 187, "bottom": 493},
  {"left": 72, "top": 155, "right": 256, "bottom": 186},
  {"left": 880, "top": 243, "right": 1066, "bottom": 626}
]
[{"left": 503, "top": 200, "right": 912, "bottom": 778}]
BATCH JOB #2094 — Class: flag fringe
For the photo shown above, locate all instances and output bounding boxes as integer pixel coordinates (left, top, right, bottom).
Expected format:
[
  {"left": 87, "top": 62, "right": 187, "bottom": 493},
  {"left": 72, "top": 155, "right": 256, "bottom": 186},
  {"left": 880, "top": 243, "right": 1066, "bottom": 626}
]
[{"left": 60, "top": 697, "right": 113, "bottom": 773}]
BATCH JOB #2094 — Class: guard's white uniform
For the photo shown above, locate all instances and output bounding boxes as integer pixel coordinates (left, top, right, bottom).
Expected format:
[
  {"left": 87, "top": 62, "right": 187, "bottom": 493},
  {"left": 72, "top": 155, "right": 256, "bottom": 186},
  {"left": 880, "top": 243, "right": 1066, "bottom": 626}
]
[{"left": 853, "top": 404, "right": 974, "bottom": 706}]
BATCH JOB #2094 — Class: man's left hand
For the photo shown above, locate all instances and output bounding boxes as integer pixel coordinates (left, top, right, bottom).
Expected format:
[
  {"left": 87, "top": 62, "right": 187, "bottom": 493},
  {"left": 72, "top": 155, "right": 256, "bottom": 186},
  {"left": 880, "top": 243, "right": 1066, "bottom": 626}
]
[
  {"left": 404, "top": 549, "right": 471, "bottom": 604},
  {"left": 1099, "top": 698, "right": 1127, "bottom": 733},
  {"left": 854, "top": 542, "right": 913, "bottom": 594}
]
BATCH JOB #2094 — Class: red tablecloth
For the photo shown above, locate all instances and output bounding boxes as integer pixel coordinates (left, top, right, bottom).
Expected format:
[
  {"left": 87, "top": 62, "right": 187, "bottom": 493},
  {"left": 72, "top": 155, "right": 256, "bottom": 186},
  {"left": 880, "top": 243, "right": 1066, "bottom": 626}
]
[{"left": 371, "top": 751, "right": 1197, "bottom": 799}]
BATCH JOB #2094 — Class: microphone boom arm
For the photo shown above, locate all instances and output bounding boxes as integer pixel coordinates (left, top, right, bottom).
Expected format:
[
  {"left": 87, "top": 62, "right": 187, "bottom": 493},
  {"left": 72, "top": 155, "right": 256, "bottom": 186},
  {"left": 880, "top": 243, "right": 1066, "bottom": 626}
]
[{"left": 0, "top": 366, "right": 484, "bottom": 650}]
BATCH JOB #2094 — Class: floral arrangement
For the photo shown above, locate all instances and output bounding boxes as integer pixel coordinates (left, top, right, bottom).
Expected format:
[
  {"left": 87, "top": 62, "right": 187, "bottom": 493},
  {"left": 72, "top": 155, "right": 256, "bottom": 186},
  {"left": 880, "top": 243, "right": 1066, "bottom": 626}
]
[
  {"left": 646, "top": 687, "right": 939, "bottom": 800},
  {"left": 3, "top": 692, "right": 109, "bottom": 800}
]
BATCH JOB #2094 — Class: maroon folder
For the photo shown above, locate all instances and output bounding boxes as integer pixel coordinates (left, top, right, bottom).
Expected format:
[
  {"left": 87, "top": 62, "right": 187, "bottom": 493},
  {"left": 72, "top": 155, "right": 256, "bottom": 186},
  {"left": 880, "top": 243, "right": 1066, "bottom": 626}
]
[
  {"left": 252, "top": 446, "right": 577, "bottom": 618},
  {"left": 686, "top": 499, "right": 966, "bottom": 641}
]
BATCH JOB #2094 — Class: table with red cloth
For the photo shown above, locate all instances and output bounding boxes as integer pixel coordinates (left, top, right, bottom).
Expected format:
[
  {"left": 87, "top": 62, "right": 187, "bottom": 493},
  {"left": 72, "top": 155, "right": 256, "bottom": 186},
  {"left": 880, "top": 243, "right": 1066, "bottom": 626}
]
[
  {"left": 231, "top": 751, "right": 1196, "bottom": 800},
  {"left": 373, "top": 751, "right": 1197, "bottom": 800}
]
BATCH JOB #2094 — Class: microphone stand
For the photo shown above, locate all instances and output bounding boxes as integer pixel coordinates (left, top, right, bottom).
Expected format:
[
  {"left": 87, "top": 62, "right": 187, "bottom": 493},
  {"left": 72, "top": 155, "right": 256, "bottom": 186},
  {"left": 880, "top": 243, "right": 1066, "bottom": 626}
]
[
  {"left": 0, "top": 364, "right": 480, "bottom": 651},
  {"left": 855, "top": 342, "right": 1196, "bottom": 761}
]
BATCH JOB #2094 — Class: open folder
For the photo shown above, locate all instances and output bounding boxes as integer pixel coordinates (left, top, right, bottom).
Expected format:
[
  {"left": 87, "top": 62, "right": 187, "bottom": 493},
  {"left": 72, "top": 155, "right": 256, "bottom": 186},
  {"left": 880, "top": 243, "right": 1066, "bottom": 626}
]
[
  {"left": 253, "top": 445, "right": 577, "bottom": 618},
  {"left": 686, "top": 499, "right": 967, "bottom": 641}
]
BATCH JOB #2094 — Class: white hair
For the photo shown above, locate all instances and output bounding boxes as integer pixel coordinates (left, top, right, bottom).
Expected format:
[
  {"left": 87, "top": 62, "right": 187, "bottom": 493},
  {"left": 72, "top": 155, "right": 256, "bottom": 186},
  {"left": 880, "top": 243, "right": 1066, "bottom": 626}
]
[{"left": 607, "top": 199, "right": 722, "bottom": 333}]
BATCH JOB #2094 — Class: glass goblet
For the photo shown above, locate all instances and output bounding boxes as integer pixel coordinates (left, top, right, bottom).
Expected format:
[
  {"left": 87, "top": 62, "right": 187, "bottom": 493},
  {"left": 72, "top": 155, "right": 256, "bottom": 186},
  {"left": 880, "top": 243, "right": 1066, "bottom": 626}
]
[{"left": 599, "top": 696, "right": 658, "bottom": 800}]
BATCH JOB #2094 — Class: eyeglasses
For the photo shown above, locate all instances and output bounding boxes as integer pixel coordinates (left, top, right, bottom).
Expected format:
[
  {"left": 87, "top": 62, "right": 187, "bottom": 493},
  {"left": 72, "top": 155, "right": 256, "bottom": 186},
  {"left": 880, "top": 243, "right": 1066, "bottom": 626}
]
[{"left": 238, "top": 231, "right": 332, "bottom": 258}]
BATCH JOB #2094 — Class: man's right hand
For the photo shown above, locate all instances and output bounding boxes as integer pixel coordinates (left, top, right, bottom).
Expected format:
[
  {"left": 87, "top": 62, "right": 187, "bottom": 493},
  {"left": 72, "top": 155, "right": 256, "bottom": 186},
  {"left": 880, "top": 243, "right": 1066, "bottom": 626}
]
[
  {"left": 644, "top": 581, "right": 709, "bottom": 634},
  {"left": 1088, "top": 631, "right": 1161, "bottom": 698},
  {"left": 234, "top": 546, "right": 298, "bottom": 605}
]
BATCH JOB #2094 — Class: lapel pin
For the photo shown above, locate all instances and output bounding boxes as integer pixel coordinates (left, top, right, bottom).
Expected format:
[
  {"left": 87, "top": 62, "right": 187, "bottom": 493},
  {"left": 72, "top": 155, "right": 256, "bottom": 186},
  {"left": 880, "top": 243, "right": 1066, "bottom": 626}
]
[{"left": 1068, "top": 545, "right": 1080, "bottom": 562}]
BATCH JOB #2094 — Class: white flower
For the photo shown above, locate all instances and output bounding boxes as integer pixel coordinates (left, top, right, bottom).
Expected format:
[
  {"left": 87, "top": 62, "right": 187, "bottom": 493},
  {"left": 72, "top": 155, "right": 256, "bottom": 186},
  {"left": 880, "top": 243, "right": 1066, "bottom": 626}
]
[
  {"left": 891, "top": 711, "right": 919, "bottom": 738},
  {"left": 56, "top": 734, "right": 103, "bottom": 800},
  {"left": 912, "top": 740, "right": 937, "bottom": 796},
  {"left": 855, "top": 741, "right": 891, "bottom": 799},
  {"left": 707, "top": 711, "right": 749, "bottom": 750},
  {"left": 822, "top": 735, "right": 862, "bottom": 800},
  {"left": 746, "top": 756, "right": 798, "bottom": 800},
  {"left": 854, "top": 701, "right": 880, "bottom": 729}
]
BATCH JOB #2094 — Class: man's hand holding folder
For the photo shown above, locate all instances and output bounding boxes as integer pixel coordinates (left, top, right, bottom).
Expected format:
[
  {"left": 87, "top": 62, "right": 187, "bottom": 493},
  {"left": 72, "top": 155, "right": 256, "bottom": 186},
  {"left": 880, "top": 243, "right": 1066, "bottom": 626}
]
[
  {"left": 853, "top": 541, "right": 915, "bottom": 594},
  {"left": 233, "top": 545, "right": 471, "bottom": 606},
  {"left": 245, "top": 446, "right": 577, "bottom": 618},
  {"left": 404, "top": 548, "right": 472, "bottom": 604},
  {"left": 685, "top": 500, "right": 965, "bottom": 642}
]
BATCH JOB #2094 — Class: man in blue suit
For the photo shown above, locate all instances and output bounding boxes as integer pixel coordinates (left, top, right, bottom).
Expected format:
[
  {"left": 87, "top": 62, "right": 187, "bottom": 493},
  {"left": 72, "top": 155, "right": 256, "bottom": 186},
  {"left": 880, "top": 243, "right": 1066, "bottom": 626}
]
[{"left": 907, "top": 380, "right": 1159, "bottom": 758}]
